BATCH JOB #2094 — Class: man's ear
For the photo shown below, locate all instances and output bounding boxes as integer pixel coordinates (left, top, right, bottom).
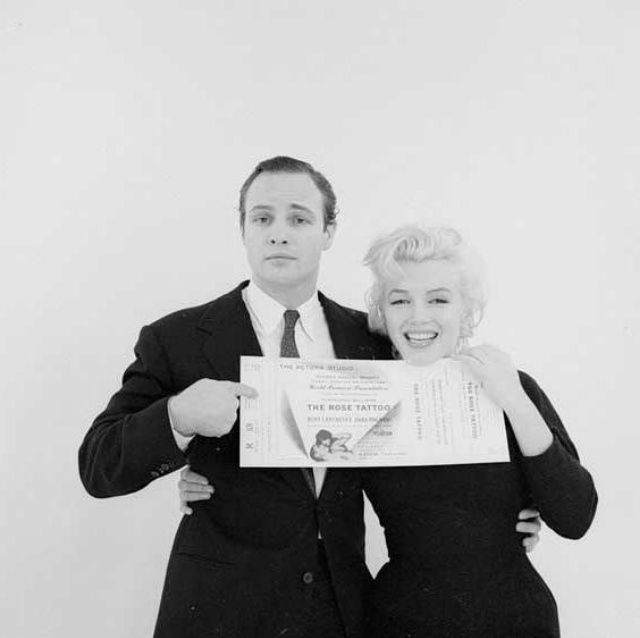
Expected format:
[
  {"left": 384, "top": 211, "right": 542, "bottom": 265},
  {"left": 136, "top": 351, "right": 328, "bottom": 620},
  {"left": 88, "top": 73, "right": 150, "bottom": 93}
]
[{"left": 323, "top": 222, "right": 337, "bottom": 251}]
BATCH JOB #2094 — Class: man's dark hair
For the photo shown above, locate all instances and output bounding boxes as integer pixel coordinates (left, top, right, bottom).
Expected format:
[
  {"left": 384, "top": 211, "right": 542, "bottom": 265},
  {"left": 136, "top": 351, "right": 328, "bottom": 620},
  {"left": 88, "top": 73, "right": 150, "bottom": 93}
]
[{"left": 238, "top": 156, "right": 338, "bottom": 230}]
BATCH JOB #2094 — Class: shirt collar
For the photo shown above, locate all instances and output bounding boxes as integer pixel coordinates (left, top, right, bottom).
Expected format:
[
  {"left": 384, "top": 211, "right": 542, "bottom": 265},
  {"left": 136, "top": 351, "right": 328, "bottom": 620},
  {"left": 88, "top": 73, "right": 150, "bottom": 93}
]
[{"left": 245, "top": 281, "right": 324, "bottom": 341}]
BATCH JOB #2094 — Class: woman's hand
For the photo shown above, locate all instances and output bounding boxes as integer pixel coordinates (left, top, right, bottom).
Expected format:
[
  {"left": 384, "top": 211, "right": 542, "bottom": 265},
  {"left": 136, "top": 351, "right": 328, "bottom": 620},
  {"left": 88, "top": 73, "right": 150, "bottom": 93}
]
[
  {"left": 178, "top": 466, "right": 214, "bottom": 515},
  {"left": 452, "top": 344, "right": 525, "bottom": 412},
  {"left": 453, "top": 344, "right": 553, "bottom": 456}
]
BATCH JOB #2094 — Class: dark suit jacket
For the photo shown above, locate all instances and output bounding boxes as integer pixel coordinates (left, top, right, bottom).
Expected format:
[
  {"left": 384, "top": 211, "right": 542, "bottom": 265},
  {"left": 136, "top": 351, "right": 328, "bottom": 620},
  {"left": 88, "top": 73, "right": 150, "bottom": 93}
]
[{"left": 79, "top": 282, "right": 392, "bottom": 637}]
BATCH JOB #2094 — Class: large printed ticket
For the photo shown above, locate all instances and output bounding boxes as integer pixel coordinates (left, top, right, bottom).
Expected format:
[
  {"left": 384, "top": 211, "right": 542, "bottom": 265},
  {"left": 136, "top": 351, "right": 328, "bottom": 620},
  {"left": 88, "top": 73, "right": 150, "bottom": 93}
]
[{"left": 240, "top": 357, "right": 509, "bottom": 467}]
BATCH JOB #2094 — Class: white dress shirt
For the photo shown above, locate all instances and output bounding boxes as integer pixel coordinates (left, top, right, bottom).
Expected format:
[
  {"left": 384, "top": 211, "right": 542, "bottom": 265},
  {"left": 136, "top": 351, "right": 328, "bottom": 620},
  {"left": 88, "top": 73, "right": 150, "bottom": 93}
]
[{"left": 171, "top": 281, "right": 336, "bottom": 495}]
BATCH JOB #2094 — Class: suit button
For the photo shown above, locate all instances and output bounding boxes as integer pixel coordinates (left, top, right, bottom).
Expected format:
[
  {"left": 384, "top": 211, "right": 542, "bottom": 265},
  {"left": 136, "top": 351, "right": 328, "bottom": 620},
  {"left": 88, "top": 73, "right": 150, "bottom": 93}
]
[
  {"left": 159, "top": 463, "right": 170, "bottom": 472},
  {"left": 150, "top": 471, "right": 160, "bottom": 479},
  {"left": 302, "top": 571, "right": 314, "bottom": 584}
]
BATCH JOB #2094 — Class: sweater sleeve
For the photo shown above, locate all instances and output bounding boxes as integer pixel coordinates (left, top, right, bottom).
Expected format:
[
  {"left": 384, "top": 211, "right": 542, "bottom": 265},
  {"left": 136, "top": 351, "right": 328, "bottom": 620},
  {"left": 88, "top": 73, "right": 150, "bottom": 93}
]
[
  {"left": 78, "top": 325, "right": 187, "bottom": 498},
  {"left": 517, "top": 371, "right": 598, "bottom": 539}
]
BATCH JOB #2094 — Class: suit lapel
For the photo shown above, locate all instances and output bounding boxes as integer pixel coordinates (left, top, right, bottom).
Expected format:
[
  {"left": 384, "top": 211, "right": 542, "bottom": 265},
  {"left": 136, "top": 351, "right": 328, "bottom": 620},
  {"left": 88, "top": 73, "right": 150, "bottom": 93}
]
[
  {"left": 197, "top": 282, "right": 262, "bottom": 382},
  {"left": 320, "top": 292, "right": 390, "bottom": 360}
]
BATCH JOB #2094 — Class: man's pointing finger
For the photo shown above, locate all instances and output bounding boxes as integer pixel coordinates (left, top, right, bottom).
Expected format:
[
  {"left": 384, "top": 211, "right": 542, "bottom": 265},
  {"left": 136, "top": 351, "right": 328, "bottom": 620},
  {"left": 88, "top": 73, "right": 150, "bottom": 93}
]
[{"left": 220, "top": 381, "right": 258, "bottom": 399}]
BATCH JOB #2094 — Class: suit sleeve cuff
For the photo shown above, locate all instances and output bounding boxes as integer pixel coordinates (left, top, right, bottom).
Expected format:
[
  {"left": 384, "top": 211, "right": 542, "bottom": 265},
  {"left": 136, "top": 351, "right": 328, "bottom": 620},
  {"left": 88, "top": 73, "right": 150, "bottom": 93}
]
[{"left": 168, "top": 397, "right": 195, "bottom": 452}]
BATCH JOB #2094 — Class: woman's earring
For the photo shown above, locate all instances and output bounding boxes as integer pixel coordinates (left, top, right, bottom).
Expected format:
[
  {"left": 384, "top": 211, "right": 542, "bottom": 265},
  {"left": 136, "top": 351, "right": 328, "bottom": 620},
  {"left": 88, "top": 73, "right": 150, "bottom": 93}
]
[
  {"left": 375, "top": 306, "right": 386, "bottom": 334},
  {"left": 457, "top": 316, "right": 473, "bottom": 352},
  {"left": 456, "top": 333, "right": 468, "bottom": 353}
]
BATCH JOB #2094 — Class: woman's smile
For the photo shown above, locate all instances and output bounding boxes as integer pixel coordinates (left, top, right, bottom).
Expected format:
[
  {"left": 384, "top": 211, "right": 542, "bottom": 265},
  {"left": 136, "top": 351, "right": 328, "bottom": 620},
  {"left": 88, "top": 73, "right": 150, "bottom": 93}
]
[{"left": 402, "top": 328, "right": 440, "bottom": 348}]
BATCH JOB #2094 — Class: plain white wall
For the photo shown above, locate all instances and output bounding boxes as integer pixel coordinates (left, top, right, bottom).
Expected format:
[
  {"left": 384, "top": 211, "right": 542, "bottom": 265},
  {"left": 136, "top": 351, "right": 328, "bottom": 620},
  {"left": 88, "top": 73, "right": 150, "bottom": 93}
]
[{"left": 1, "top": 1, "right": 638, "bottom": 636}]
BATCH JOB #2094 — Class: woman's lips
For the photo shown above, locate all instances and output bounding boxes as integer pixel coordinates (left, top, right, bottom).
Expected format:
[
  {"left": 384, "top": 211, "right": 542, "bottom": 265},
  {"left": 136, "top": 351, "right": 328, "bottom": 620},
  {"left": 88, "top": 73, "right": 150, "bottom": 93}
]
[{"left": 404, "top": 330, "right": 438, "bottom": 347}]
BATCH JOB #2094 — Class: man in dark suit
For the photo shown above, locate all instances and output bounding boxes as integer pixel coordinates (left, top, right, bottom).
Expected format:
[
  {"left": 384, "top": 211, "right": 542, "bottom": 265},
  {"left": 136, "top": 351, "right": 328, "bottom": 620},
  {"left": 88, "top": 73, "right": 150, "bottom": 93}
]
[{"left": 79, "top": 156, "right": 392, "bottom": 638}]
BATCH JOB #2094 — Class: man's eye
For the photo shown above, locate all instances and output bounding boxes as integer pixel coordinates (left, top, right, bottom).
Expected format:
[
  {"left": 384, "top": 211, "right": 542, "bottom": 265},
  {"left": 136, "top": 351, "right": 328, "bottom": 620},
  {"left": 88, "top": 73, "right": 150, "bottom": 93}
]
[
  {"left": 294, "top": 217, "right": 309, "bottom": 225},
  {"left": 253, "top": 216, "right": 269, "bottom": 224}
]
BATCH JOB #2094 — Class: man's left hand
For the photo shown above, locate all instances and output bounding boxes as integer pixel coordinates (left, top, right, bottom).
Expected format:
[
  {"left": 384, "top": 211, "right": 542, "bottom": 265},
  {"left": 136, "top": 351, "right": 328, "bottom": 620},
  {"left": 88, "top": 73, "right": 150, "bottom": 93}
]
[{"left": 517, "top": 508, "right": 542, "bottom": 553}]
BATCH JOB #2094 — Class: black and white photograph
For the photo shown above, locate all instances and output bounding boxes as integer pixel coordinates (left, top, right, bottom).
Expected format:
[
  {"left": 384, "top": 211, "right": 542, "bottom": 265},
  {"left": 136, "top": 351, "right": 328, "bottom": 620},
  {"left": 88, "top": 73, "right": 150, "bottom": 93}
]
[{"left": 1, "top": 2, "right": 638, "bottom": 636}]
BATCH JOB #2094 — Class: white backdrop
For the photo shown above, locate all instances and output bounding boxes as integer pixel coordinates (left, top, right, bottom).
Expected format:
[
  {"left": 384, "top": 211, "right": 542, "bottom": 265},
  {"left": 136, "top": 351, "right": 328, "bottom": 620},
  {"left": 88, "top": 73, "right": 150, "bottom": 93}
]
[{"left": 1, "top": 2, "right": 638, "bottom": 636}]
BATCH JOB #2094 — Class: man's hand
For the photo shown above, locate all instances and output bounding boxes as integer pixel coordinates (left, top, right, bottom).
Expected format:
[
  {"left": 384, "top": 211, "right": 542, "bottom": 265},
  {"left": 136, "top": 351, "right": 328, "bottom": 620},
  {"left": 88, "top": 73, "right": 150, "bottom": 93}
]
[
  {"left": 517, "top": 508, "right": 542, "bottom": 553},
  {"left": 179, "top": 466, "right": 213, "bottom": 515},
  {"left": 169, "top": 379, "right": 257, "bottom": 438}
]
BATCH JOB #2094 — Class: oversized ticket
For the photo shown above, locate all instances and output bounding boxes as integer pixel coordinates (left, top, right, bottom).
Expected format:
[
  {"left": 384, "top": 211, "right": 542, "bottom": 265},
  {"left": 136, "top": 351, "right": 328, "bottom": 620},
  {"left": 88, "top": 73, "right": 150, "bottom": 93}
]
[{"left": 240, "top": 357, "right": 509, "bottom": 467}]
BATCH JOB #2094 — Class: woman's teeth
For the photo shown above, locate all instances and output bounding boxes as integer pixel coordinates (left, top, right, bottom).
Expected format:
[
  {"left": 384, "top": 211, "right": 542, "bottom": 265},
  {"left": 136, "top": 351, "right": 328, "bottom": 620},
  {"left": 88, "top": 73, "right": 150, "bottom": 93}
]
[{"left": 404, "top": 331, "right": 438, "bottom": 347}]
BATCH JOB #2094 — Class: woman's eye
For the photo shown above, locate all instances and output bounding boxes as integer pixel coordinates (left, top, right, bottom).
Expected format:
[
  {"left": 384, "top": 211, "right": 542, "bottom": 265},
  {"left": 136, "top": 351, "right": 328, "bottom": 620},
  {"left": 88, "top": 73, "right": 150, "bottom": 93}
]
[
  {"left": 390, "top": 299, "right": 409, "bottom": 306},
  {"left": 430, "top": 298, "right": 449, "bottom": 304}
]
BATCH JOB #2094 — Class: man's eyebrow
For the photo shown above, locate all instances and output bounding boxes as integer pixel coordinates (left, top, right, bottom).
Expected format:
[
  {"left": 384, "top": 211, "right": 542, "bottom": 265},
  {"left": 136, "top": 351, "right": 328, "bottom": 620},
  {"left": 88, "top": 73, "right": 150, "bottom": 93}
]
[
  {"left": 289, "top": 204, "right": 316, "bottom": 215},
  {"left": 247, "top": 204, "right": 316, "bottom": 215}
]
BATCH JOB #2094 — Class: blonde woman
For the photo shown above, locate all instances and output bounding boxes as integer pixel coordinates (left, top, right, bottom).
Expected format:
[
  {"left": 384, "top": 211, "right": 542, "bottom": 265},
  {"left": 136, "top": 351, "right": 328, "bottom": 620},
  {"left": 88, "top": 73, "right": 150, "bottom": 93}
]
[{"left": 360, "top": 226, "right": 596, "bottom": 637}]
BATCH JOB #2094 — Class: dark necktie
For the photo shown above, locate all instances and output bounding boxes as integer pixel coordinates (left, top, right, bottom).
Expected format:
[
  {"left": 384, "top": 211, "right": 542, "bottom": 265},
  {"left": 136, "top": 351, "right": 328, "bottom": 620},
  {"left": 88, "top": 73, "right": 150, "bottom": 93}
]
[
  {"left": 280, "top": 310, "right": 301, "bottom": 358},
  {"left": 280, "top": 310, "right": 316, "bottom": 495}
]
